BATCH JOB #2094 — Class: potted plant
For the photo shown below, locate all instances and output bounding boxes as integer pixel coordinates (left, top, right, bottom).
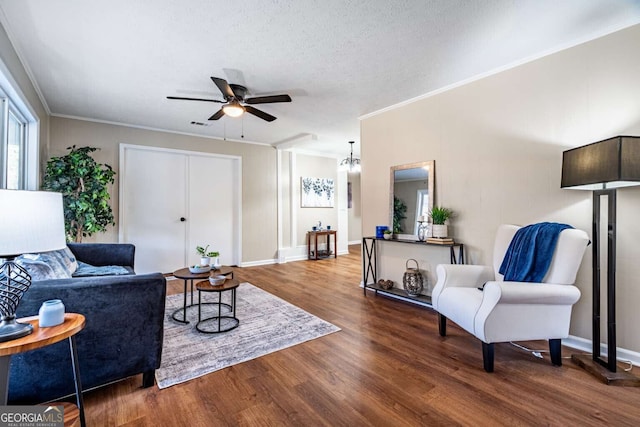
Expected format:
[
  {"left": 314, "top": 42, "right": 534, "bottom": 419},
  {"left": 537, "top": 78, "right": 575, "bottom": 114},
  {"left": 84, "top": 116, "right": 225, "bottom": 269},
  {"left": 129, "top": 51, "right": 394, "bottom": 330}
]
[
  {"left": 41, "top": 146, "right": 116, "bottom": 242},
  {"left": 196, "top": 245, "right": 218, "bottom": 266},
  {"left": 428, "top": 206, "right": 454, "bottom": 238},
  {"left": 383, "top": 229, "right": 393, "bottom": 240}
]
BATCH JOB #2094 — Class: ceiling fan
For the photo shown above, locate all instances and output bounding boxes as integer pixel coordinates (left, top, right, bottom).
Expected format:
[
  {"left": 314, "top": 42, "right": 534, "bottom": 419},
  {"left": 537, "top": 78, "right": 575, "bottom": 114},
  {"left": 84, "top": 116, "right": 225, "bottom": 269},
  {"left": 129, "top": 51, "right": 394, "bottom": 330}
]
[{"left": 167, "top": 77, "right": 291, "bottom": 122}]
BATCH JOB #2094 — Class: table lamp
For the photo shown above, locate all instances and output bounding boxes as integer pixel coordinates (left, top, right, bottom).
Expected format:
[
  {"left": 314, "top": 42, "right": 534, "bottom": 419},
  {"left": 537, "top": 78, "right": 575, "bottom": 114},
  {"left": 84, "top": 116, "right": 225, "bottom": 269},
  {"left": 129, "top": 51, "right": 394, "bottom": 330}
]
[
  {"left": 561, "top": 135, "right": 640, "bottom": 386},
  {"left": 0, "top": 190, "right": 65, "bottom": 342}
]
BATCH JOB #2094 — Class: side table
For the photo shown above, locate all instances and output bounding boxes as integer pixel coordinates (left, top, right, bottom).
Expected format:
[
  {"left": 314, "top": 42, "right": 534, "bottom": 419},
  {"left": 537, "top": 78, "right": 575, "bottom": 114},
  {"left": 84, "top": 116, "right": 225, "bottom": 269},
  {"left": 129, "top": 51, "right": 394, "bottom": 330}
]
[
  {"left": 307, "top": 230, "right": 338, "bottom": 260},
  {"left": 195, "top": 279, "right": 240, "bottom": 334},
  {"left": 171, "top": 266, "right": 234, "bottom": 324},
  {"left": 0, "top": 313, "right": 86, "bottom": 427}
]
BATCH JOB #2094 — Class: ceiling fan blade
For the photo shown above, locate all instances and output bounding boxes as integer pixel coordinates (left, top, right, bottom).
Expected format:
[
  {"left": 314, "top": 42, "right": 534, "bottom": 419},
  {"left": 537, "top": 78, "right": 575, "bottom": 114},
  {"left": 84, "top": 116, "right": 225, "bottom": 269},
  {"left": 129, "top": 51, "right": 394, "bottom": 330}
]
[
  {"left": 211, "top": 77, "right": 235, "bottom": 99},
  {"left": 245, "top": 94, "right": 292, "bottom": 104},
  {"left": 208, "top": 109, "right": 225, "bottom": 120},
  {"left": 167, "top": 96, "right": 224, "bottom": 103},
  {"left": 245, "top": 105, "right": 277, "bottom": 122}
]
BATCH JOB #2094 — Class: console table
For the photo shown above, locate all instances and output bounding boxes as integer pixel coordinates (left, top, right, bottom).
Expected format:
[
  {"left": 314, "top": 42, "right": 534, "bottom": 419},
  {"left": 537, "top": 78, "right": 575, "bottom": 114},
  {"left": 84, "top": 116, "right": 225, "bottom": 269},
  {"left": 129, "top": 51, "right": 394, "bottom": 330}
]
[
  {"left": 362, "top": 236, "right": 464, "bottom": 306},
  {"left": 307, "top": 230, "right": 337, "bottom": 260}
]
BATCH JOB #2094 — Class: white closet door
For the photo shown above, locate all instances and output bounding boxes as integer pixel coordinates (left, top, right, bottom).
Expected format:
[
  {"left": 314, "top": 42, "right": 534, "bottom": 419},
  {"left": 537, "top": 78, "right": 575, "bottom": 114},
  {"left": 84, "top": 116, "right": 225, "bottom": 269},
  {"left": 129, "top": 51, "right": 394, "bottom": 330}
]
[
  {"left": 187, "top": 155, "right": 240, "bottom": 267},
  {"left": 120, "top": 147, "right": 188, "bottom": 274},
  {"left": 120, "top": 145, "right": 241, "bottom": 274}
]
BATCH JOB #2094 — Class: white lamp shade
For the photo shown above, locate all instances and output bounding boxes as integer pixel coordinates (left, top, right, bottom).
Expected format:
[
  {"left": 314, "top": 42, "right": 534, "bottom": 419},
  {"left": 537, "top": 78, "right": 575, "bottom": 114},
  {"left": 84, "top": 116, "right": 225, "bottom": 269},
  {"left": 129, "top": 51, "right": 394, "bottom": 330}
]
[{"left": 0, "top": 190, "right": 66, "bottom": 256}]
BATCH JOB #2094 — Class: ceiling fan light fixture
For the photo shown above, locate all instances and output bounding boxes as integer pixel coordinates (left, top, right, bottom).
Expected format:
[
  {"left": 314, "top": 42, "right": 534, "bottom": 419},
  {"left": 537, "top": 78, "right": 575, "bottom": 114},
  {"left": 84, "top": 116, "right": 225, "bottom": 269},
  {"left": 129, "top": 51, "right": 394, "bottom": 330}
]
[{"left": 222, "top": 101, "right": 245, "bottom": 118}]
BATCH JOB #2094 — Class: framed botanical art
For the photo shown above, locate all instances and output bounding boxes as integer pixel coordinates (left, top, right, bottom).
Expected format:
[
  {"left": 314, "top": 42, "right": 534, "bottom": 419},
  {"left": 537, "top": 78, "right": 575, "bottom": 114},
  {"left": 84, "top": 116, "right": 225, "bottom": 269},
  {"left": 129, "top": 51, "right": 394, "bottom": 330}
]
[{"left": 301, "top": 177, "right": 334, "bottom": 208}]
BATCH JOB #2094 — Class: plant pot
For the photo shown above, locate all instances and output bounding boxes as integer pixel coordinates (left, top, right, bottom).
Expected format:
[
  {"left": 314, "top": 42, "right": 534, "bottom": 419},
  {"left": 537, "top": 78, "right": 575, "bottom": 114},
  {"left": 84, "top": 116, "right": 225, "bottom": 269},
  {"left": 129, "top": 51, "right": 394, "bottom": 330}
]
[
  {"left": 200, "top": 256, "right": 210, "bottom": 266},
  {"left": 431, "top": 224, "right": 448, "bottom": 238},
  {"left": 383, "top": 233, "right": 392, "bottom": 240}
]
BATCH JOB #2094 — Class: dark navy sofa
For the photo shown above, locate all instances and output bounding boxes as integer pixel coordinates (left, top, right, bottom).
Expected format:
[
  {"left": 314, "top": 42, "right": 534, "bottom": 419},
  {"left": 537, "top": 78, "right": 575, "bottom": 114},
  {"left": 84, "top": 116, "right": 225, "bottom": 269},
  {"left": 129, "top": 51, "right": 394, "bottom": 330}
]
[{"left": 9, "top": 243, "right": 166, "bottom": 404}]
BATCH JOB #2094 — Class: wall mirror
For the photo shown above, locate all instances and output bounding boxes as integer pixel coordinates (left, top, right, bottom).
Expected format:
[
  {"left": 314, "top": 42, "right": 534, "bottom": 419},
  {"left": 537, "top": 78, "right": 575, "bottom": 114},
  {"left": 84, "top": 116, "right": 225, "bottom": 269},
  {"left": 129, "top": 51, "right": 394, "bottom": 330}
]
[{"left": 389, "top": 161, "right": 435, "bottom": 238}]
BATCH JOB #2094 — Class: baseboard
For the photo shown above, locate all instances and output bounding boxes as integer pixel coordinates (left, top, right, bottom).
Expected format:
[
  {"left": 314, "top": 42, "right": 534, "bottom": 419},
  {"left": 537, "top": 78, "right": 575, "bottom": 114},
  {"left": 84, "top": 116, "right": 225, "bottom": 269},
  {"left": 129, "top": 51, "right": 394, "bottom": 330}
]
[
  {"left": 238, "top": 259, "right": 278, "bottom": 267},
  {"left": 239, "top": 248, "right": 350, "bottom": 266},
  {"left": 564, "top": 335, "right": 640, "bottom": 367},
  {"left": 348, "top": 240, "right": 362, "bottom": 246}
]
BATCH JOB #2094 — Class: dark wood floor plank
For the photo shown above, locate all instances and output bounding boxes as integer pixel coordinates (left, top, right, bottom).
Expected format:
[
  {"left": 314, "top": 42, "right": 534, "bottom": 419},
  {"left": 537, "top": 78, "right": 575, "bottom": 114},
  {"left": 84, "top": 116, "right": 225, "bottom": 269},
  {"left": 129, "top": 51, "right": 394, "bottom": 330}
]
[{"left": 83, "top": 245, "right": 640, "bottom": 426}]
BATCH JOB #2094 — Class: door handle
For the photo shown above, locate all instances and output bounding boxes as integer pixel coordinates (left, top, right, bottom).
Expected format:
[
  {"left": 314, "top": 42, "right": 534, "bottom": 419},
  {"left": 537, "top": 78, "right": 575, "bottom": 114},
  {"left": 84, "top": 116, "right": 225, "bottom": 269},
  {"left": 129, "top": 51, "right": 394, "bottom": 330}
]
[{"left": 180, "top": 217, "right": 186, "bottom": 222}]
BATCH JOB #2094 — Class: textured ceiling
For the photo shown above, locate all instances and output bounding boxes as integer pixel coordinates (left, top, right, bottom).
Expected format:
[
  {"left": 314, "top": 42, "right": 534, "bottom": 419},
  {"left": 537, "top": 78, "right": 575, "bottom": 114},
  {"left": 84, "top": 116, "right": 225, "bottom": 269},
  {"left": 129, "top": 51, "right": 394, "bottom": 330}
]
[{"left": 1, "top": 0, "right": 639, "bottom": 158}]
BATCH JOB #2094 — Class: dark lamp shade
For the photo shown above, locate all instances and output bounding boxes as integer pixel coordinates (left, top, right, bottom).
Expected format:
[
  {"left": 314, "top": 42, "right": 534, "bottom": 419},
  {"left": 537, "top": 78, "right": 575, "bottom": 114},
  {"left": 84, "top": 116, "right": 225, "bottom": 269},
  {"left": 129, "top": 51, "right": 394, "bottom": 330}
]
[{"left": 561, "top": 136, "right": 640, "bottom": 190}]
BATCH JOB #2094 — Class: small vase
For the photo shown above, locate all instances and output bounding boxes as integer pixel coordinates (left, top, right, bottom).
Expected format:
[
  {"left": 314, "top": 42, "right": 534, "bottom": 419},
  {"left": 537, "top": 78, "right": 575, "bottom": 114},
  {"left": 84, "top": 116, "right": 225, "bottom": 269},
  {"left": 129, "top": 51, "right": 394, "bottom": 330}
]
[
  {"left": 200, "top": 256, "right": 210, "bottom": 266},
  {"left": 212, "top": 257, "right": 221, "bottom": 269},
  {"left": 39, "top": 299, "right": 65, "bottom": 328}
]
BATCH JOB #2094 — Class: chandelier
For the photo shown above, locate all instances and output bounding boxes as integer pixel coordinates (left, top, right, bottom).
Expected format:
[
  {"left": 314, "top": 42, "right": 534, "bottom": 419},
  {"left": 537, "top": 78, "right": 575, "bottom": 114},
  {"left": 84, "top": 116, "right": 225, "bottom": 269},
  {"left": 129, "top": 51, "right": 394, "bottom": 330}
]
[{"left": 339, "top": 140, "right": 361, "bottom": 172}]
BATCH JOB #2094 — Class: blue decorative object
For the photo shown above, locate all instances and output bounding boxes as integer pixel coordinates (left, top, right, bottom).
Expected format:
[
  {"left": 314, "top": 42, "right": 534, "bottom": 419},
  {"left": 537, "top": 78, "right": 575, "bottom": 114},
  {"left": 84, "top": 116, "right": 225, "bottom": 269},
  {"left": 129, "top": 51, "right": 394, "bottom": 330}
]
[
  {"left": 38, "top": 299, "right": 65, "bottom": 327},
  {"left": 376, "top": 226, "right": 389, "bottom": 239},
  {"left": 499, "top": 222, "right": 573, "bottom": 282}
]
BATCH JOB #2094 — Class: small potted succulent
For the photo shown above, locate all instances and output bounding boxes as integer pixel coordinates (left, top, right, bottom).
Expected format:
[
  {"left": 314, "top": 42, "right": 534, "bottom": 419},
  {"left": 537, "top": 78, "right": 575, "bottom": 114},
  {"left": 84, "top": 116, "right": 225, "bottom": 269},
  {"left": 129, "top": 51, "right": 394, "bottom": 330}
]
[
  {"left": 383, "top": 229, "right": 393, "bottom": 240},
  {"left": 196, "top": 245, "right": 218, "bottom": 266},
  {"left": 428, "top": 206, "right": 454, "bottom": 238}
]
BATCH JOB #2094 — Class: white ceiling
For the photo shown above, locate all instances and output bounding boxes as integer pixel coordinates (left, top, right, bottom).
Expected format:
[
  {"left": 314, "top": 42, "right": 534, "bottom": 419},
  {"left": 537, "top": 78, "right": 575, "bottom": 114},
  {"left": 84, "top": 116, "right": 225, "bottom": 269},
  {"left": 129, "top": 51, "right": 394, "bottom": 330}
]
[{"left": 1, "top": 0, "right": 639, "bottom": 158}]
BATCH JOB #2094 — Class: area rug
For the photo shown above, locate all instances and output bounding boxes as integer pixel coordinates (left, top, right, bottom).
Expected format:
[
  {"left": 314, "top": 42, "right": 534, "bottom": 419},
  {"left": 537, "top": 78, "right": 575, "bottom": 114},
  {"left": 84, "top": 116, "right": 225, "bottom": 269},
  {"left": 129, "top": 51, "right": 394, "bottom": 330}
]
[{"left": 156, "top": 282, "right": 341, "bottom": 388}]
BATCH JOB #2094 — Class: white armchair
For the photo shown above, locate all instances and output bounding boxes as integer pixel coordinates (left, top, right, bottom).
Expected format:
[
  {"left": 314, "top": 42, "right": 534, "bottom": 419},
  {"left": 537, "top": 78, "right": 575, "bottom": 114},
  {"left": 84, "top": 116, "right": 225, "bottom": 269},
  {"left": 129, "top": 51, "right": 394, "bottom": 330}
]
[{"left": 431, "top": 224, "right": 589, "bottom": 372}]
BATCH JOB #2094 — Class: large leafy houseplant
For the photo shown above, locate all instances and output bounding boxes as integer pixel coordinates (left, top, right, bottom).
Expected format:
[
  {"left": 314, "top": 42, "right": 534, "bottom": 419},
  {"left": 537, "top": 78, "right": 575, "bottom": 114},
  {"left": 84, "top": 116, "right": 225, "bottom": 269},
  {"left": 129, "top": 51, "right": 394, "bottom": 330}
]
[{"left": 42, "top": 146, "right": 116, "bottom": 242}]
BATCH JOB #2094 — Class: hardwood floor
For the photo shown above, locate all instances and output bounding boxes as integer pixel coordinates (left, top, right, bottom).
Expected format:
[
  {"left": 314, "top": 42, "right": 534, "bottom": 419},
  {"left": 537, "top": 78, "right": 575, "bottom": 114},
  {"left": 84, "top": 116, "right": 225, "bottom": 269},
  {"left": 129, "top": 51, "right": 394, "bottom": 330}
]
[{"left": 84, "top": 245, "right": 640, "bottom": 426}]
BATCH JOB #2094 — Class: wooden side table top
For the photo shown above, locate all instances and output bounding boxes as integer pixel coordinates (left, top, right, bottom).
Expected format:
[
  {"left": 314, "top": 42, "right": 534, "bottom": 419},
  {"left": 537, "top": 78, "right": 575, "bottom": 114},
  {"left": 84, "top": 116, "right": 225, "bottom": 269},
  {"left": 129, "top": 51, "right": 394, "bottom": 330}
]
[
  {"left": 307, "top": 230, "right": 336, "bottom": 235},
  {"left": 0, "top": 313, "right": 85, "bottom": 357},
  {"left": 196, "top": 278, "right": 239, "bottom": 292},
  {"left": 173, "top": 266, "right": 233, "bottom": 279}
]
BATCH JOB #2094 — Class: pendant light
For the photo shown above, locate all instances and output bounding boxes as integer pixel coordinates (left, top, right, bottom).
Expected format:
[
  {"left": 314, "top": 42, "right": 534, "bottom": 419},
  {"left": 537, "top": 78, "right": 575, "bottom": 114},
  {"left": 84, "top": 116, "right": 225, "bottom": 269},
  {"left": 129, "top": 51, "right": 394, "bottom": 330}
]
[{"left": 339, "top": 141, "right": 361, "bottom": 173}]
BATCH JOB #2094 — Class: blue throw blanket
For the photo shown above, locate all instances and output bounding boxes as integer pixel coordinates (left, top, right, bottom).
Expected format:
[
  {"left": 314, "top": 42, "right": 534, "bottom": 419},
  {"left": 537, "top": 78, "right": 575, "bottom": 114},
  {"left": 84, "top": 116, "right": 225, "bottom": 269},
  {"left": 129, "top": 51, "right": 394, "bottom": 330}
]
[
  {"left": 499, "top": 222, "right": 573, "bottom": 282},
  {"left": 72, "top": 261, "right": 131, "bottom": 277}
]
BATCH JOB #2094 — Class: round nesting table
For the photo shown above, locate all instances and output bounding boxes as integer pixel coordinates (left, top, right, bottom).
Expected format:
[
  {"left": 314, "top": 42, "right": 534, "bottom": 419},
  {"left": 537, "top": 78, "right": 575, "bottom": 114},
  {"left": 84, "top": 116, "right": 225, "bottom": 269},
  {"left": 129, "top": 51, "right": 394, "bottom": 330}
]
[
  {"left": 195, "top": 278, "right": 240, "bottom": 334},
  {"left": 171, "top": 266, "right": 233, "bottom": 324}
]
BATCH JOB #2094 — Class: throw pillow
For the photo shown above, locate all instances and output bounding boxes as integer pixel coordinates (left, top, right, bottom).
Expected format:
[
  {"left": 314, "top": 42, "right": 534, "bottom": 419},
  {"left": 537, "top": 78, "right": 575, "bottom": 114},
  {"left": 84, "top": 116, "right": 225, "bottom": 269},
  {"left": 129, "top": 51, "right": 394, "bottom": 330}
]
[
  {"left": 15, "top": 255, "right": 58, "bottom": 281},
  {"left": 33, "top": 250, "right": 74, "bottom": 279}
]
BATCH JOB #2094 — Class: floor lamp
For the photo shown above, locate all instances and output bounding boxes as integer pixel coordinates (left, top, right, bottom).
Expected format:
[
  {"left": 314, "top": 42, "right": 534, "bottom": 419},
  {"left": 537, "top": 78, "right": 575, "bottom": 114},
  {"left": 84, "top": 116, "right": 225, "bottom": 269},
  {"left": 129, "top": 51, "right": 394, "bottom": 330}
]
[
  {"left": 561, "top": 135, "right": 640, "bottom": 386},
  {"left": 0, "top": 190, "right": 66, "bottom": 342}
]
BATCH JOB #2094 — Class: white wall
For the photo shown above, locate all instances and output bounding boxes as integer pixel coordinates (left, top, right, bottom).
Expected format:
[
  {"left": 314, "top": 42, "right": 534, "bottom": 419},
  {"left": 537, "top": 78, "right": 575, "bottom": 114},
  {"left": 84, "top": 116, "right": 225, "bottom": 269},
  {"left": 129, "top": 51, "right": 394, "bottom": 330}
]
[{"left": 361, "top": 24, "right": 640, "bottom": 353}]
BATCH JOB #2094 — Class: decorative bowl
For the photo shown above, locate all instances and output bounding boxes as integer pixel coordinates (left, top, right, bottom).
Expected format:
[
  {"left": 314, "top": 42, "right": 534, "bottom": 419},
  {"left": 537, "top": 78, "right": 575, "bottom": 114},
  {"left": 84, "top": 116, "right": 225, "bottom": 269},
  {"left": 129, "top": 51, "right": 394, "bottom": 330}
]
[
  {"left": 189, "top": 265, "right": 211, "bottom": 274},
  {"left": 209, "top": 275, "right": 226, "bottom": 286},
  {"left": 377, "top": 279, "right": 394, "bottom": 290}
]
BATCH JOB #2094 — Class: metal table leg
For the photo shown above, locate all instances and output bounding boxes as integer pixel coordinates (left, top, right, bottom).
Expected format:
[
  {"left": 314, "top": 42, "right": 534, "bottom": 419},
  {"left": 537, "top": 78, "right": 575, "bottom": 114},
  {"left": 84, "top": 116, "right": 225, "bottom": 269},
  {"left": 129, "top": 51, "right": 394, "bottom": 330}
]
[{"left": 69, "top": 335, "right": 86, "bottom": 427}]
